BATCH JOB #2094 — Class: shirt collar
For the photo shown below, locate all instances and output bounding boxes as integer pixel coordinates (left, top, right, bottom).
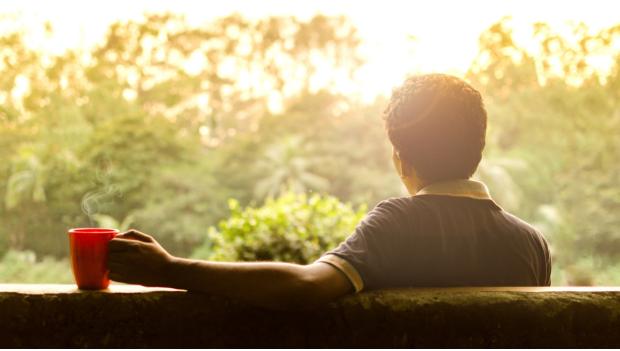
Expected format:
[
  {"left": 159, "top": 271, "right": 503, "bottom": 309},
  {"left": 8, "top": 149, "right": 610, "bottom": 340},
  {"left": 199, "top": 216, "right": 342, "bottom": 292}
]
[{"left": 415, "top": 179, "right": 492, "bottom": 200}]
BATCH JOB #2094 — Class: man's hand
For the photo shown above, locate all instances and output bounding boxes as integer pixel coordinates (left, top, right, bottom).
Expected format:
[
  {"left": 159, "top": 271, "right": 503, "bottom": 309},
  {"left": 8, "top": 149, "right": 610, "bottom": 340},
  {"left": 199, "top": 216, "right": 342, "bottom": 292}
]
[{"left": 108, "top": 229, "right": 175, "bottom": 287}]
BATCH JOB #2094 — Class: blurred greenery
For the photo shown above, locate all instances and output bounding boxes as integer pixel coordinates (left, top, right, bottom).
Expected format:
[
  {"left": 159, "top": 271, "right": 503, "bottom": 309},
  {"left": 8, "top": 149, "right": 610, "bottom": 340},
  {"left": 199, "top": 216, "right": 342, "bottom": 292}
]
[
  {"left": 0, "top": 14, "right": 619, "bottom": 286},
  {"left": 0, "top": 250, "right": 73, "bottom": 283}
]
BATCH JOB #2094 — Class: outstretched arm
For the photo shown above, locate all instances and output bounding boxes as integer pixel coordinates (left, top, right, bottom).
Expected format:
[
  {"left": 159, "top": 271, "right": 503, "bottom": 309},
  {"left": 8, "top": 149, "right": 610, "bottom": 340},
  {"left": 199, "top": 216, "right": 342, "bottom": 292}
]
[{"left": 108, "top": 230, "right": 353, "bottom": 310}]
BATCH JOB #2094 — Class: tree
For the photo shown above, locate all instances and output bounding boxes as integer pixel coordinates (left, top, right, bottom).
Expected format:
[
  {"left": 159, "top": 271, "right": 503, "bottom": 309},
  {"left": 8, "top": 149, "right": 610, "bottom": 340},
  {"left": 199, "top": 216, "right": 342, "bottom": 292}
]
[{"left": 253, "top": 136, "right": 329, "bottom": 198}]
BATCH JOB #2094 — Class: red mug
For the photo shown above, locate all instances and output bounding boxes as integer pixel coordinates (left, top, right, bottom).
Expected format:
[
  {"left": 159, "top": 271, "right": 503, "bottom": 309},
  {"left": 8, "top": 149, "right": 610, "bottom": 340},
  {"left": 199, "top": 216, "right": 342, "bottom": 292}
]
[{"left": 68, "top": 228, "right": 119, "bottom": 290}]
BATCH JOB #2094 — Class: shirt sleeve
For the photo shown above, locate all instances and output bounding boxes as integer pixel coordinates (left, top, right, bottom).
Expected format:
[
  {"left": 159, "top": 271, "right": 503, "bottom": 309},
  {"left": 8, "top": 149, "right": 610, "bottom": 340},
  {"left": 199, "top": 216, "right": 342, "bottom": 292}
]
[
  {"left": 316, "top": 199, "right": 404, "bottom": 292},
  {"left": 316, "top": 254, "right": 364, "bottom": 293}
]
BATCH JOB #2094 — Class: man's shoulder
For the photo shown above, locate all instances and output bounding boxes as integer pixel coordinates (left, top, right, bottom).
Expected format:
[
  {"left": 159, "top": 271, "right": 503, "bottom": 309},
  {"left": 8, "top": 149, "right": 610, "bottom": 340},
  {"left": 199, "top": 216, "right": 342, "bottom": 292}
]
[
  {"left": 363, "top": 196, "right": 415, "bottom": 225},
  {"left": 376, "top": 195, "right": 441, "bottom": 208},
  {"left": 373, "top": 196, "right": 425, "bottom": 215},
  {"left": 498, "top": 210, "right": 549, "bottom": 245},
  {"left": 374, "top": 194, "right": 482, "bottom": 214},
  {"left": 376, "top": 196, "right": 413, "bottom": 208},
  {"left": 369, "top": 195, "right": 442, "bottom": 224},
  {"left": 500, "top": 210, "right": 542, "bottom": 232}
]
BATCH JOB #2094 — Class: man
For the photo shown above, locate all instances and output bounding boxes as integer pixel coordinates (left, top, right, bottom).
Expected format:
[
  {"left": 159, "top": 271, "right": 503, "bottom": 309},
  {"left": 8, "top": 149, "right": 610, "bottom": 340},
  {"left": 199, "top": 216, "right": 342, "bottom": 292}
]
[{"left": 109, "top": 74, "right": 551, "bottom": 310}]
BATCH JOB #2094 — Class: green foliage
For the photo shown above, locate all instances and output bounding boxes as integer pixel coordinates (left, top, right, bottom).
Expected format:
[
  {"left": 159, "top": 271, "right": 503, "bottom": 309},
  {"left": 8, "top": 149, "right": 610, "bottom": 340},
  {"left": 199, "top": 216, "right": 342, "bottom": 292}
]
[
  {"left": 131, "top": 160, "right": 233, "bottom": 256},
  {"left": 253, "top": 136, "right": 329, "bottom": 199},
  {"left": 0, "top": 250, "right": 73, "bottom": 283},
  {"left": 0, "top": 233, "right": 8, "bottom": 258},
  {"left": 193, "top": 192, "right": 366, "bottom": 264},
  {"left": 212, "top": 91, "right": 401, "bottom": 207}
]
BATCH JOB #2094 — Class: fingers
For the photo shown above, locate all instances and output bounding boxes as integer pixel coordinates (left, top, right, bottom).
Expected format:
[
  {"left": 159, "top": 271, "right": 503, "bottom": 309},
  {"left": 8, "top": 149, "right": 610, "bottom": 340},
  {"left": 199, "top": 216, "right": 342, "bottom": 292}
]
[
  {"left": 109, "top": 270, "right": 132, "bottom": 283},
  {"left": 117, "top": 229, "right": 154, "bottom": 243},
  {"left": 108, "top": 258, "right": 152, "bottom": 286},
  {"left": 108, "top": 260, "right": 123, "bottom": 270},
  {"left": 117, "top": 229, "right": 153, "bottom": 242},
  {"left": 108, "top": 250, "right": 133, "bottom": 262},
  {"left": 108, "top": 255, "right": 135, "bottom": 283},
  {"left": 108, "top": 260, "right": 126, "bottom": 282},
  {"left": 109, "top": 238, "right": 143, "bottom": 252},
  {"left": 108, "top": 262, "right": 125, "bottom": 274}
]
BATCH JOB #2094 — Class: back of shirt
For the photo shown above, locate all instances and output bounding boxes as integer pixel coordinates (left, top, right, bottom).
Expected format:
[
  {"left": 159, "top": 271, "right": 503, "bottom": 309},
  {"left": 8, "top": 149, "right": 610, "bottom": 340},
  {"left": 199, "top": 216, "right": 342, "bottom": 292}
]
[{"left": 320, "top": 191, "right": 552, "bottom": 291}]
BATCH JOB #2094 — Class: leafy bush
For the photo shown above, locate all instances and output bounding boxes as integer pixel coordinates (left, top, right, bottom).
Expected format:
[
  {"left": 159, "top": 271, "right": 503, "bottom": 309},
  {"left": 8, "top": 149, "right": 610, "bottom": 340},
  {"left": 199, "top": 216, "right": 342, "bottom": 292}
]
[
  {"left": 0, "top": 250, "right": 73, "bottom": 283},
  {"left": 192, "top": 192, "right": 366, "bottom": 264}
]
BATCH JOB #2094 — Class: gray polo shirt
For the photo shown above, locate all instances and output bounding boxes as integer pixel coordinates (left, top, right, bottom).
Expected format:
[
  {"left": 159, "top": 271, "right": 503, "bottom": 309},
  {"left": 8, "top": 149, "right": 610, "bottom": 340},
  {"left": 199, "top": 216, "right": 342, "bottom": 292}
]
[{"left": 317, "top": 180, "right": 552, "bottom": 292}]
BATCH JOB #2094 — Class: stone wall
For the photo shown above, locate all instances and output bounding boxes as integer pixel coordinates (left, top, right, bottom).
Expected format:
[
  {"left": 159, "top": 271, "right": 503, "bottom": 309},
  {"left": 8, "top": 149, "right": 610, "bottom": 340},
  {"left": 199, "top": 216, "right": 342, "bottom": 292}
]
[{"left": 1, "top": 284, "right": 620, "bottom": 347}]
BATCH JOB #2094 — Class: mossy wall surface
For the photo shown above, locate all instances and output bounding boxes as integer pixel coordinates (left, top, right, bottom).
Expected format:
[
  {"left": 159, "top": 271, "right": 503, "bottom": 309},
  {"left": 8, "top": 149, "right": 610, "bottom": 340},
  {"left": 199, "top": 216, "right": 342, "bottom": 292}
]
[{"left": 1, "top": 285, "right": 620, "bottom": 347}]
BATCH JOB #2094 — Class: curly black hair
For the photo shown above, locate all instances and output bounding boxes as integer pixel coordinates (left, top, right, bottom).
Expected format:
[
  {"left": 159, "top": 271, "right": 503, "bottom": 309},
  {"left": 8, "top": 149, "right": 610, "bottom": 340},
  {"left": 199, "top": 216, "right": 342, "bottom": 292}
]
[{"left": 383, "top": 73, "right": 487, "bottom": 182}]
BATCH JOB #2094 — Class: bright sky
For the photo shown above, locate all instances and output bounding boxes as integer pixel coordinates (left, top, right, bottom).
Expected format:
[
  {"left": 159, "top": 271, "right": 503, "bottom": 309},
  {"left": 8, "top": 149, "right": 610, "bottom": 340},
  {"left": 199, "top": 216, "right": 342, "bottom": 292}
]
[{"left": 1, "top": 0, "right": 619, "bottom": 100}]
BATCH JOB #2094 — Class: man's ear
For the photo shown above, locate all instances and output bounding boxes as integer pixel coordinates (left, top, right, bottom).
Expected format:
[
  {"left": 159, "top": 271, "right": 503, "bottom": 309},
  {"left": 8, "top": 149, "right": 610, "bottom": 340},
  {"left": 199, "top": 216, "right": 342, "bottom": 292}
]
[
  {"left": 392, "top": 149, "right": 412, "bottom": 178},
  {"left": 399, "top": 158, "right": 413, "bottom": 177},
  {"left": 392, "top": 148, "right": 403, "bottom": 177}
]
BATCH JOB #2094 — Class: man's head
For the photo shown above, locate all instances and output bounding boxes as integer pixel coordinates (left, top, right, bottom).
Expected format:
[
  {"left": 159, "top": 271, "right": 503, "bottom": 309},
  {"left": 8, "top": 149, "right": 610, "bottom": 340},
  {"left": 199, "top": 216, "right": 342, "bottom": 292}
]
[{"left": 383, "top": 73, "right": 487, "bottom": 193}]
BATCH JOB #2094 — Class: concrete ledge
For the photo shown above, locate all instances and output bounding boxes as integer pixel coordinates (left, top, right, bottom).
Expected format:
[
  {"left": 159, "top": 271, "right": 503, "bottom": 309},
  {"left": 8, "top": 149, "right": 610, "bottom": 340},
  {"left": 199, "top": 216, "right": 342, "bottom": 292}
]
[{"left": 1, "top": 284, "right": 620, "bottom": 347}]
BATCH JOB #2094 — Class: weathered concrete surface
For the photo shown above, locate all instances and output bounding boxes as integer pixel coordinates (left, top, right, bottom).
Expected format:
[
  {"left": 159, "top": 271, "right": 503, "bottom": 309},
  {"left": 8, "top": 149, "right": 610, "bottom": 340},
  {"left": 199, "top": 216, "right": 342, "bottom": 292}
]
[{"left": 1, "top": 284, "right": 620, "bottom": 347}]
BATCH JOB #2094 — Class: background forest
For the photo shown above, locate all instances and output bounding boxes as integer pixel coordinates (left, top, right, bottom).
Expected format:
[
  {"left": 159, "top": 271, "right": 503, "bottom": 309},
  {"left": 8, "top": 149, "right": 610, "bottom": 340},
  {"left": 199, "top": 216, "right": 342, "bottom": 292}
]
[{"left": 1, "top": 13, "right": 619, "bottom": 286}]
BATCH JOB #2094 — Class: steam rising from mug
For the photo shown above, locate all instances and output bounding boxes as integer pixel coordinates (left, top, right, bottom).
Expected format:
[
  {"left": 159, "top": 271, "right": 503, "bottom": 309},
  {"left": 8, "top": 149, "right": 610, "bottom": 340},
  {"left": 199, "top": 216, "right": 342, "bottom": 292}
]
[{"left": 80, "top": 168, "right": 122, "bottom": 225}]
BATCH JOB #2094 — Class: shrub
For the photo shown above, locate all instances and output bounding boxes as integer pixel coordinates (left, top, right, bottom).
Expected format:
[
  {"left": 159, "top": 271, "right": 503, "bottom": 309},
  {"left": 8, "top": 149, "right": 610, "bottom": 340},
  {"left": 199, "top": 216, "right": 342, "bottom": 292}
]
[
  {"left": 192, "top": 192, "right": 366, "bottom": 264},
  {"left": 0, "top": 250, "right": 73, "bottom": 283}
]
